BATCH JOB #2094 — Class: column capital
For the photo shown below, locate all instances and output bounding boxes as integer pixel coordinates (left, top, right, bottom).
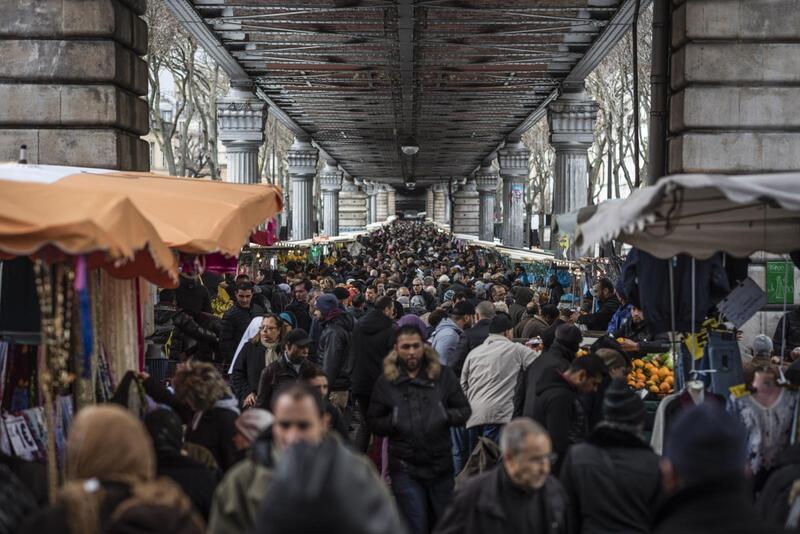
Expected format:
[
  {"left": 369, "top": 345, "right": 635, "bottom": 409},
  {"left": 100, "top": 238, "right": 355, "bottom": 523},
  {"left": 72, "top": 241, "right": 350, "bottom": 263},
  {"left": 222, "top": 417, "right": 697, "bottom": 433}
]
[
  {"left": 342, "top": 176, "right": 359, "bottom": 193},
  {"left": 287, "top": 137, "right": 318, "bottom": 180},
  {"left": 217, "top": 86, "right": 267, "bottom": 147},
  {"left": 498, "top": 140, "right": 529, "bottom": 180},
  {"left": 547, "top": 92, "right": 599, "bottom": 150},
  {"left": 475, "top": 164, "right": 499, "bottom": 193},
  {"left": 319, "top": 161, "right": 343, "bottom": 192}
]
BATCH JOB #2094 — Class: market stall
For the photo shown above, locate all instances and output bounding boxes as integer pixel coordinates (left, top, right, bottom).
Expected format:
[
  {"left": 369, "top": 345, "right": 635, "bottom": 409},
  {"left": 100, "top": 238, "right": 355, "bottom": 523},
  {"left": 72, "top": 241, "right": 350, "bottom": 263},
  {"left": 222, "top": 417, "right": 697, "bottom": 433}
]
[{"left": 0, "top": 163, "right": 284, "bottom": 500}]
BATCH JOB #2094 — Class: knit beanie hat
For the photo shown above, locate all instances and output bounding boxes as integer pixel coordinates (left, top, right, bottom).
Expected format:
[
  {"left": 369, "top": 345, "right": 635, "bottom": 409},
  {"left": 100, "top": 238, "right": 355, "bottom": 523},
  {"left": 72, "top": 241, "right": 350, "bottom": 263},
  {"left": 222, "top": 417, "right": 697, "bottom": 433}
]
[
  {"left": 664, "top": 403, "right": 748, "bottom": 482},
  {"left": 235, "top": 409, "right": 274, "bottom": 444},
  {"left": 555, "top": 324, "right": 582, "bottom": 352},
  {"left": 752, "top": 334, "right": 773, "bottom": 357},
  {"left": 603, "top": 379, "right": 646, "bottom": 426},
  {"left": 315, "top": 293, "right": 339, "bottom": 317}
]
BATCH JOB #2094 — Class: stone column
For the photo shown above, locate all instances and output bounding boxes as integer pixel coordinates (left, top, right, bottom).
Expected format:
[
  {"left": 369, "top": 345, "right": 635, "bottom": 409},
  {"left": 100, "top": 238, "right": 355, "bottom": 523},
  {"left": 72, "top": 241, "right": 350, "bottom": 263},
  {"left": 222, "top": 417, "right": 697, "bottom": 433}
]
[
  {"left": 426, "top": 188, "right": 434, "bottom": 220},
  {"left": 365, "top": 182, "right": 377, "bottom": 224},
  {"left": 386, "top": 185, "right": 396, "bottom": 218},
  {"left": 432, "top": 184, "right": 447, "bottom": 224},
  {"left": 475, "top": 163, "right": 499, "bottom": 242},
  {"left": 444, "top": 184, "right": 453, "bottom": 225},
  {"left": 0, "top": 0, "right": 149, "bottom": 169},
  {"left": 376, "top": 184, "right": 389, "bottom": 222},
  {"left": 668, "top": 0, "right": 800, "bottom": 174},
  {"left": 547, "top": 83, "right": 598, "bottom": 215},
  {"left": 217, "top": 84, "right": 267, "bottom": 184},
  {"left": 498, "top": 140, "right": 530, "bottom": 248},
  {"left": 318, "top": 160, "right": 343, "bottom": 236},
  {"left": 453, "top": 180, "right": 480, "bottom": 235},
  {"left": 287, "top": 137, "right": 318, "bottom": 240},
  {"left": 339, "top": 176, "right": 367, "bottom": 231}
]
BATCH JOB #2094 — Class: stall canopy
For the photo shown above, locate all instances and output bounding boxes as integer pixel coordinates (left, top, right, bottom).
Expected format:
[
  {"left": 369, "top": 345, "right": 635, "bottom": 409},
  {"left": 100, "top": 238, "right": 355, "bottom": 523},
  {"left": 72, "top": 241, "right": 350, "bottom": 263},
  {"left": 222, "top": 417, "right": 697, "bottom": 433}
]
[
  {"left": 0, "top": 163, "right": 284, "bottom": 256},
  {"left": 0, "top": 179, "right": 177, "bottom": 286},
  {"left": 557, "top": 173, "right": 800, "bottom": 259},
  {"left": 0, "top": 163, "right": 284, "bottom": 286}
]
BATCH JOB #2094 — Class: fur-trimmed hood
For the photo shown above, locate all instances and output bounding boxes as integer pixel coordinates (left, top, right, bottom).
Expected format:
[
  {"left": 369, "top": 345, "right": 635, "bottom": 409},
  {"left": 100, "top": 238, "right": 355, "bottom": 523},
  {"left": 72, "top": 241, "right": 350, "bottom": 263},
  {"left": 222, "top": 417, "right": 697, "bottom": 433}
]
[{"left": 382, "top": 346, "right": 442, "bottom": 382}]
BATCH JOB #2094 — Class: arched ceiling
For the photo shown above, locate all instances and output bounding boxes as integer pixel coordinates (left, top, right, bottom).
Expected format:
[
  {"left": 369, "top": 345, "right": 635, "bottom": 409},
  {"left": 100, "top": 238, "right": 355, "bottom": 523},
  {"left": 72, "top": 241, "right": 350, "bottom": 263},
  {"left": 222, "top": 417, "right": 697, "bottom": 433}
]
[{"left": 168, "top": 0, "right": 641, "bottom": 184}]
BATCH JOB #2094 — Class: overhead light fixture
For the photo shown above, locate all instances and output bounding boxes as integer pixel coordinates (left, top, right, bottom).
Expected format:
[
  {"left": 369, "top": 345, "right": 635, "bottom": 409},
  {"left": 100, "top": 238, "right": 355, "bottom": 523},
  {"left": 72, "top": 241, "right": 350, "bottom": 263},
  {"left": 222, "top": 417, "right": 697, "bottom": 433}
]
[
  {"left": 405, "top": 176, "right": 416, "bottom": 190},
  {"left": 401, "top": 136, "right": 419, "bottom": 156}
]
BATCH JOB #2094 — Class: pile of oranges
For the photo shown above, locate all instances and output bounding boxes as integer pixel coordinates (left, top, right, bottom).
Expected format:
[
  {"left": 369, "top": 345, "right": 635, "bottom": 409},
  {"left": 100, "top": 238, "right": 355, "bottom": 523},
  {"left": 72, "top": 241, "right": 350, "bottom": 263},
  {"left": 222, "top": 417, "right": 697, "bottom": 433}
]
[{"left": 627, "top": 354, "right": 674, "bottom": 395}]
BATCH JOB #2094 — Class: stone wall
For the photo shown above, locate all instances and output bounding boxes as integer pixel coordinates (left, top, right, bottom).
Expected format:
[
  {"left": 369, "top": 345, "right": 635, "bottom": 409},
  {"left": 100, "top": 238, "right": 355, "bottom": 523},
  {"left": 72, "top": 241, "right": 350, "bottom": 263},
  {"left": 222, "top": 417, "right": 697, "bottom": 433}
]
[{"left": 0, "top": 0, "right": 149, "bottom": 169}]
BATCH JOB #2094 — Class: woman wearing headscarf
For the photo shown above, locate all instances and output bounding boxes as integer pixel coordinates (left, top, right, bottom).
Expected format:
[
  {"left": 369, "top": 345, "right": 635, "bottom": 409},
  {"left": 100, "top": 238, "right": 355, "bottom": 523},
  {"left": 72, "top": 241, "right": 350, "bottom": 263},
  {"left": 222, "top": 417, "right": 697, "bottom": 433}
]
[
  {"left": 144, "top": 363, "right": 241, "bottom": 471},
  {"left": 20, "top": 405, "right": 203, "bottom": 534}
]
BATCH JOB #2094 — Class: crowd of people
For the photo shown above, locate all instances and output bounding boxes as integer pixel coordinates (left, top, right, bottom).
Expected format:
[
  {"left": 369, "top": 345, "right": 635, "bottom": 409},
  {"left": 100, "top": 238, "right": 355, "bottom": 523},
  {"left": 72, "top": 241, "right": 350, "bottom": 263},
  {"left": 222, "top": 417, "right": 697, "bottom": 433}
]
[{"left": 4, "top": 220, "right": 800, "bottom": 534}]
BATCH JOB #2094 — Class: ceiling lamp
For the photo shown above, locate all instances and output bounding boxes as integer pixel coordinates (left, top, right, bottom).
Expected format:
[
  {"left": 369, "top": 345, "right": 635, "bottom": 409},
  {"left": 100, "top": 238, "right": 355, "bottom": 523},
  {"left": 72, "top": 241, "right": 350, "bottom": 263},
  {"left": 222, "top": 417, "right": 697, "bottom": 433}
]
[
  {"left": 405, "top": 176, "right": 416, "bottom": 190},
  {"left": 400, "top": 136, "right": 419, "bottom": 156}
]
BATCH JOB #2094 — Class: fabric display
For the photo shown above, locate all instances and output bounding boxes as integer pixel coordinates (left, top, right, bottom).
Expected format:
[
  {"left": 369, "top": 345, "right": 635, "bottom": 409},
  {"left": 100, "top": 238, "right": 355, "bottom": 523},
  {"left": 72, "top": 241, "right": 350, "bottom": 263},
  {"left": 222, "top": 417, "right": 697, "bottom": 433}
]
[
  {"left": 1, "top": 344, "right": 38, "bottom": 412},
  {"left": 96, "top": 270, "right": 140, "bottom": 384},
  {"left": 0, "top": 395, "right": 74, "bottom": 466}
]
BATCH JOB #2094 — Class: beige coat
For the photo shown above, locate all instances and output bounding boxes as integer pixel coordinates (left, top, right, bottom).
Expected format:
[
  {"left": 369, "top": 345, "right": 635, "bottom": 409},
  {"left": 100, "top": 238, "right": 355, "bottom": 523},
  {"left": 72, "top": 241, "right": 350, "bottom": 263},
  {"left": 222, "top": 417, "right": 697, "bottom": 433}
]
[{"left": 461, "top": 334, "right": 539, "bottom": 428}]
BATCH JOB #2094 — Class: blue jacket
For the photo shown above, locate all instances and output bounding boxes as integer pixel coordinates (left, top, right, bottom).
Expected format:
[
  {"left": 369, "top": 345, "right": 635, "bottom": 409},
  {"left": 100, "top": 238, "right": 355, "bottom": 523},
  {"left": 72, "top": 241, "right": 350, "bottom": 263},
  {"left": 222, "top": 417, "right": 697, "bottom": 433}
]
[
  {"left": 430, "top": 318, "right": 463, "bottom": 367},
  {"left": 606, "top": 304, "right": 632, "bottom": 335}
]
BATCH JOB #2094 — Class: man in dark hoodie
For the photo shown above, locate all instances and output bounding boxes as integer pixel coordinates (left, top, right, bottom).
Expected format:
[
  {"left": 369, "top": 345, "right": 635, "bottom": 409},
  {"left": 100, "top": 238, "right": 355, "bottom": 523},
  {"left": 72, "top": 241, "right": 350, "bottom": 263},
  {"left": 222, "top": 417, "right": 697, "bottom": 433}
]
[
  {"left": 350, "top": 296, "right": 397, "bottom": 453},
  {"left": 560, "top": 380, "right": 662, "bottom": 533},
  {"left": 576, "top": 278, "right": 620, "bottom": 332},
  {"left": 149, "top": 289, "right": 218, "bottom": 361},
  {"left": 531, "top": 354, "right": 605, "bottom": 474},
  {"left": 316, "top": 293, "right": 355, "bottom": 413},
  {"left": 517, "top": 324, "right": 583, "bottom": 418}
]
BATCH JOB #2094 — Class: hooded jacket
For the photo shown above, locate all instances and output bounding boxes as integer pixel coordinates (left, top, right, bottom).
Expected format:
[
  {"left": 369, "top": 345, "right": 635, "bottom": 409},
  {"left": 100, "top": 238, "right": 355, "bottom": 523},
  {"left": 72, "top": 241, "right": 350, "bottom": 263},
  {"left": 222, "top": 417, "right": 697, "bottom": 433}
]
[
  {"left": 318, "top": 310, "right": 356, "bottom": 392},
  {"left": 367, "top": 346, "right": 471, "bottom": 481},
  {"left": 430, "top": 318, "right": 463, "bottom": 367},
  {"left": 350, "top": 309, "right": 397, "bottom": 397},
  {"left": 461, "top": 334, "right": 538, "bottom": 428},
  {"left": 577, "top": 295, "right": 621, "bottom": 332},
  {"left": 531, "top": 367, "right": 588, "bottom": 473},
  {"left": 515, "top": 340, "right": 576, "bottom": 418},
  {"left": 560, "top": 425, "right": 662, "bottom": 534}
]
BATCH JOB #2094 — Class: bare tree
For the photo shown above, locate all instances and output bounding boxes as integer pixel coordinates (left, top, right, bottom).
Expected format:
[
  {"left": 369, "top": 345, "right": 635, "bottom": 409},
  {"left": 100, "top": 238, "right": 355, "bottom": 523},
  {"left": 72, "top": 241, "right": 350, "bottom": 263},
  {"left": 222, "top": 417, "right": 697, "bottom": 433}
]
[{"left": 522, "top": 120, "right": 554, "bottom": 245}]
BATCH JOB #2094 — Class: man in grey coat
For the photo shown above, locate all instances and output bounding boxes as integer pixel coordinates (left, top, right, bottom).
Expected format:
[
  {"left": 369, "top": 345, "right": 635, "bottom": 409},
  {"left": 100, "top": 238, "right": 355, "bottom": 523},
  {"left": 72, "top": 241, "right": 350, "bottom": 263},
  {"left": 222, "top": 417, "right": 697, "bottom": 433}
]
[{"left": 430, "top": 301, "right": 475, "bottom": 367}]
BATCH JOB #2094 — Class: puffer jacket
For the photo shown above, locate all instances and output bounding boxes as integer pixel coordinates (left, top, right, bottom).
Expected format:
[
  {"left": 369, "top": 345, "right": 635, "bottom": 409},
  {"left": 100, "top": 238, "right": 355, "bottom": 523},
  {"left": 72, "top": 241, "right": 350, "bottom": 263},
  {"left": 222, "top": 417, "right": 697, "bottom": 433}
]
[
  {"left": 149, "top": 305, "right": 217, "bottom": 360},
  {"left": 461, "top": 334, "right": 539, "bottom": 428},
  {"left": 350, "top": 309, "right": 397, "bottom": 397},
  {"left": 367, "top": 346, "right": 471, "bottom": 481},
  {"left": 318, "top": 311, "right": 355, "bottom": 392},
  {"left": 531, "top": 367, "right": 588, "bottom": 473}
]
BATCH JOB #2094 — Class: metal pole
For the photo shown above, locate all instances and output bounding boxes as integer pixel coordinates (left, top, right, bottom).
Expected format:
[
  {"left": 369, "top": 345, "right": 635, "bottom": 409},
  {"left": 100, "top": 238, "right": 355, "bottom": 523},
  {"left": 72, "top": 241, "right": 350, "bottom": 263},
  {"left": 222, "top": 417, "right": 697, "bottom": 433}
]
[{"left": 647, "top": 0, "right": 670, "bottom": 184}]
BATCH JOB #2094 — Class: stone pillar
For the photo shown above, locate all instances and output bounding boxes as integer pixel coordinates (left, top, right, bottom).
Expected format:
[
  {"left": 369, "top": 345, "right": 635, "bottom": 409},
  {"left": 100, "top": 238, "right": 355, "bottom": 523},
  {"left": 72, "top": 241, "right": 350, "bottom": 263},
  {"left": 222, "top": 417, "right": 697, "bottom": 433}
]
[
  {"left": 339, "top": 177, "right": 367, "bottom": 231},
  {"left": 217, "top": 84, "right": 267, "bottom": 184},
  {"left": 498, "top": 140, "right": 530, "bottom": 248},
  {"left": 365, "top": 183, "right": 377, "bottom": 224},
  {"left": 668, "top": 0, "right": 800, "bottom": 174},
  {"left": 318, "top": 160, "right": 343, "bottom": 236},
  {"left": 453, "top": 180, "right": 480, "bottom": 235},
  {"left": 376, "top": 184, "right": 389, "bottom": 222},
  {"left": 426, "top": 188, "right": 434, "bottom": 220},
  {"left": 444, "top": 185, "right": 453, "bottom": 225},
  {"left": 432, "top": 184, "right": 447, "bottom": 224},
  {"left": 547, "top": 83, "right": 598, "bottom": 215},
  {"left": 0, "top": 0, "right": 149, "bottom": 169},
  {"left": 287, "top": 137, "right": 318, "bottom": 240},
  {"left": 475, "top": 163, "right": 499, "bottom": 242},
  {"left": 386, "top": 186, "right": 396, "bottom": 218}
]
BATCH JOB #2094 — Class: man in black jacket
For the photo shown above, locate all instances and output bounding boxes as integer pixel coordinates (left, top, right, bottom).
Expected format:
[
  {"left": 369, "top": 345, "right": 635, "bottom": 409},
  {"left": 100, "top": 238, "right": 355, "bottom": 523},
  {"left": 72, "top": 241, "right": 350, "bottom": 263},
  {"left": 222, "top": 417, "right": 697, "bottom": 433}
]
[
  {"left": 434, "top": 418, "right": 569, "bottom": 534},
  {"left": 220, "top": 282, "right": 266, "bottom": 365},
  {"left": 614, "top": 306, "right": 671, "bottom": 358},
  {"left": 412, "top": 277, "right": 437, "bottom": 311},
  {"left": 577, "top": 278, "right": 620, "bottom": 332},
  {"left": 653, "top": 403, "right": 785, "bottom": 534},
  {"left": 517, "top": 324, "right": 582, "bottom": 418},
  {"left": 350, "top": 296, "right": 397, "bottom": 453},
  {"left": 367, "top": 325, "right": 471, "bottom": 534},
  {"left": 286, "top": 280, "right": 313, "bottom": 332},
  {"left": 231, "top": 314, "right": 282, "bottom": 407},
  {"left": 560, "top": 379, "right": 662, "bottom": 533},
  {"left": 451, "top": 301, "right": 495, "bottom": 379},
  {"left": 255, "top": 328, "right": 318, "bottom": 410},
  {"left": 315, "top": 293, "right": 355, "bottom": 413},
  {"left": 176, "top": 271, "right": 212, "bottom": 316},
  {"left": 531, "top": 354, "right": 605, "bottom": 474},
  {"left": 149, "top": 289, "right": 218, "bottom": 361}
]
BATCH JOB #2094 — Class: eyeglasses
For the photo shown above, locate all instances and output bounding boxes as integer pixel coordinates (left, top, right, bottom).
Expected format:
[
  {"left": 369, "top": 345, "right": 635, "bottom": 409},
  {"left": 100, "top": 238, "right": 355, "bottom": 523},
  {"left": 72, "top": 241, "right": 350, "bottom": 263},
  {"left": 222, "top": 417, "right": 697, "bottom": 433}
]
[{"left": 276, "top": 420, "right": 312, "bottom": 431}]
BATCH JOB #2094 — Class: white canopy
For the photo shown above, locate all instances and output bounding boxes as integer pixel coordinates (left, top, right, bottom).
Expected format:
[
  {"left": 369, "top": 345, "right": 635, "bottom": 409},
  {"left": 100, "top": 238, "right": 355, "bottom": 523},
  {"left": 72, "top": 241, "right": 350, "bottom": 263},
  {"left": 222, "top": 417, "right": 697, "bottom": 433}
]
[{"left": 557, "top": 173, "right": 800, "bottom": 259}]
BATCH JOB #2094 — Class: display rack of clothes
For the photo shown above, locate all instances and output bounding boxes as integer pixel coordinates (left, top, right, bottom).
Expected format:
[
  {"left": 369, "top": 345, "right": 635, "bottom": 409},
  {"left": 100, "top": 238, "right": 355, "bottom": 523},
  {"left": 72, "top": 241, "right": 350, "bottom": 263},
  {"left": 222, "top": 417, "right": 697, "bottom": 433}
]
[{"left": 650, "top": 379, "right": 726, "bottom": 455}]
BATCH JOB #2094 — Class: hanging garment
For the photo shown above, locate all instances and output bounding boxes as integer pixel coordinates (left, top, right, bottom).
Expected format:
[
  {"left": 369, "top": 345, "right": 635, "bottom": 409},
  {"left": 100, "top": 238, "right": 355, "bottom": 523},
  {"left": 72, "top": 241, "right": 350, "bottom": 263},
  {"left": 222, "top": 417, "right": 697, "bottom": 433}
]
[
  {"left": 650, "top": 389, "right": 726, "bottom": 455},
  {"left": 621, "top": 249, "right": 731, "bottom": 335}
]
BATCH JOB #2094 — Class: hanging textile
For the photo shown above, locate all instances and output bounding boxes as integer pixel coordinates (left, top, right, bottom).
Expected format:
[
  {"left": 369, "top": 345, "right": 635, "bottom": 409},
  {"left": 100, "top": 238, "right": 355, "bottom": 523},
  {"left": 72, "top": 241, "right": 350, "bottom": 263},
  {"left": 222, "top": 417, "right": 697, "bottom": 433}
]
[{"left": 96, "top": 270, "right": 139, "bottom": 380}]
